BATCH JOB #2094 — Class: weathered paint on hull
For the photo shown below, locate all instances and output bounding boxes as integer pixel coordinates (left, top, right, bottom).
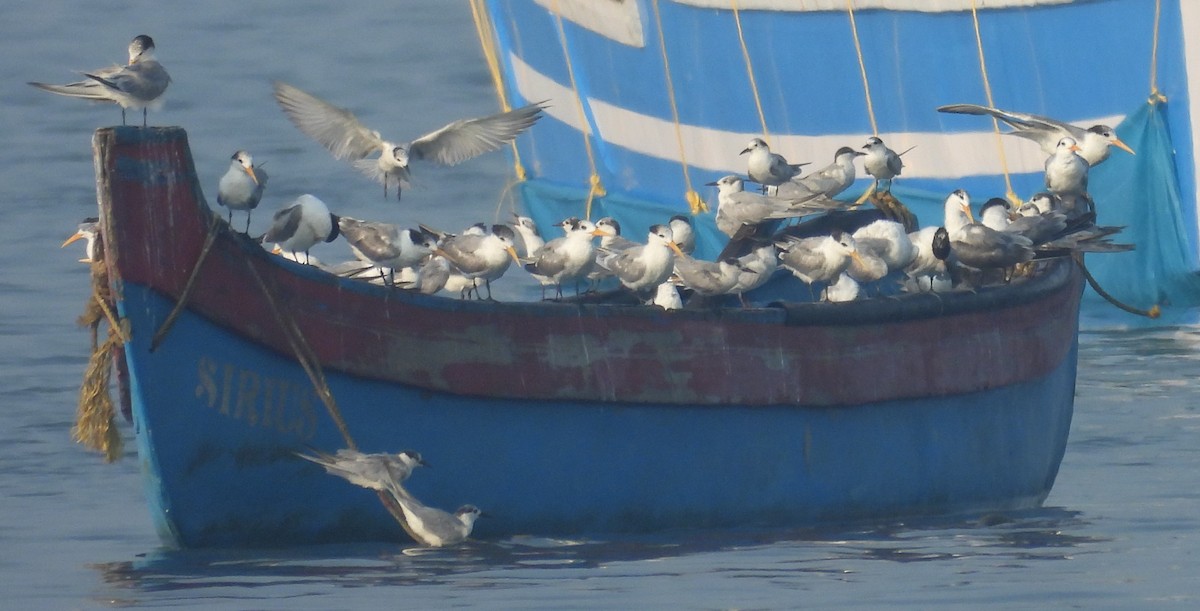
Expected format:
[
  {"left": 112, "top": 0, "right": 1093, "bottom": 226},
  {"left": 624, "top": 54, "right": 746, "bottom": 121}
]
[{"left": 122, "top": 283, "right": 1076, "bottom": 547}]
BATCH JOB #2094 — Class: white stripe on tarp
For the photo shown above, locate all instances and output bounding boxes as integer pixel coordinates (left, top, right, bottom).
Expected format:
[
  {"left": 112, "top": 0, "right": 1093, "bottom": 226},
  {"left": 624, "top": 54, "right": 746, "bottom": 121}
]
[
  {"left": 510, "top": 52, "right": 1122, "bottom": 181},
  {"left": 675, "top": 0, "right": 1074, "bottom": 11}
]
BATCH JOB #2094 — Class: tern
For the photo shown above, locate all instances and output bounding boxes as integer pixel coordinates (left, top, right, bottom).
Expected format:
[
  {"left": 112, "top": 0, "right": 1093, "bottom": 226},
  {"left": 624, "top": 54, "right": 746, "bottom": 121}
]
[
  {"left": 29, "top": 35, "right": 170, "bottom": 127},
  {"left": 217, "top": 151, "right": 267, "bottom": 232},
  {"left": 937, "top": 103, "right": 1134, "bottom": 166},
  {"left": 852, "top": 219, "right": 917, "bottom": 272},
  {"left": 296, "top": 448, "right": 428, "bottom": 490},
  {"left": 595, "top": 224, "right": 685, "bottom": 293},
  {"left": 273, "top": 81, "right": 545, "bottom": 200},
  {"left": 672, "top": 255, "right": 749, "bottom": 297},
  {"left": 511, "top": 215, "right": 544, "bottom": 259},
  {"left": 261, "top": 194, "right": 341, "bottom": 265},
  {"left": 650, "top": 282, "right": 682, "bottom": 310},
  {"left": 338, "top": 218, "right": 436, "bottom": 286},
  {"left": 523, "top": 218, "right": 597, "bottom": 299},
  {"left": 904, "top": 226, "right": 951, "bottom": 291},
  {"left": 389, "top": 484, "right": 484, "bottom": 547},
  {"left": 775, "top": 231, "right": 863, "bottom": 298},
  {"left": 435, "top": 224, "right": 522, "bottom": 299},
  {"left": 729, "top": 243, "right": 778, "bottom": 305},
  {"left": 708, "top": 175, "right": 826, "bottom": 237},
  {"left": 943, "top": 189, "right": 1033, "bottom": 272},
  {"left": 741, "top": 138, "right": 809, "bottom": 189},
  {"left": 668, "top": 215, "right": 696, "bottom": 255},
  {"left": 778, "top": 146, "right": 864, "bottom": 200},
  {"left": 1044, "top": 137, "right": 1091, "bottom": 214},
  {"left": 62, "top": 218, "right": 101, "bottom": 263},
  {"left": 980, "top": 197, "right": 1067, "bottom": 246},
  {"left": 821, "top": 273, "right": 860, "bottom": 303},
  {"left": 861, "top": 136, "right": 907, "bottom": 194}
]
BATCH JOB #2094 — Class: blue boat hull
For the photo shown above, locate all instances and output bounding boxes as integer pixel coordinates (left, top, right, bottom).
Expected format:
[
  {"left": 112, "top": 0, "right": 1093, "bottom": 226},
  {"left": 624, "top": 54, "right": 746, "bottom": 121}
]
[{"left": 122, "top": 283, "right": 1076, "bottom": 547}]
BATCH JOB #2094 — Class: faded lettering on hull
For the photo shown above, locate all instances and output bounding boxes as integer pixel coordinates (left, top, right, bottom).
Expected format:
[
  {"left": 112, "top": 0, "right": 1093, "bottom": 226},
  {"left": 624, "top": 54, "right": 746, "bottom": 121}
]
[{"left": 195, "top": 356, "right": 318, "bottom": 440}]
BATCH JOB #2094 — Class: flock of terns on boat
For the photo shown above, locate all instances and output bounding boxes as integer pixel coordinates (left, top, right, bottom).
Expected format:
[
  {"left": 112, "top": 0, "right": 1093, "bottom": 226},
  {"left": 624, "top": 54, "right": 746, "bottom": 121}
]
[{"left": 45, "top": 35, "right": 1138, "bottom": 546}]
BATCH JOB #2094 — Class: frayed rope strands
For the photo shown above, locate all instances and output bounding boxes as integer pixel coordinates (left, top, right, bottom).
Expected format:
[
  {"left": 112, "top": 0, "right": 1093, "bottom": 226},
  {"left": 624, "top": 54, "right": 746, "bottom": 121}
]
[{"left": 74, "top": 252, "right": 127, "bottom": 462}]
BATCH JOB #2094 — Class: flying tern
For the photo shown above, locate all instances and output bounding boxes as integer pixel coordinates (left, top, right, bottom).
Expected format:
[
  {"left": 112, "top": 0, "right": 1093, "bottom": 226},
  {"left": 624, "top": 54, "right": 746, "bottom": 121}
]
[
  {"left": 273, "top": 81, "right": 545, "bottom": 200},
  {"left": 937, "top": 103, "right": 1134, "bottom": 166}
]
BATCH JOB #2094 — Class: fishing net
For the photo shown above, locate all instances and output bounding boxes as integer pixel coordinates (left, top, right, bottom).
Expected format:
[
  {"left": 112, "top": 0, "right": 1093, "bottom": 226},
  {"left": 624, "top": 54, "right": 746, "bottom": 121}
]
[{"left": 1086, "top": 99, "right": 1200, "bottom": 310}]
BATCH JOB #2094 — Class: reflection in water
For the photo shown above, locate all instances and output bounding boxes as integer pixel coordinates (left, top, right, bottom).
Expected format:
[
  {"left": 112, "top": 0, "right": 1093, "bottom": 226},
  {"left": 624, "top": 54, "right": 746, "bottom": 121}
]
[{"left": 89, "top": 507, "right": 1104, "bottom": 605}]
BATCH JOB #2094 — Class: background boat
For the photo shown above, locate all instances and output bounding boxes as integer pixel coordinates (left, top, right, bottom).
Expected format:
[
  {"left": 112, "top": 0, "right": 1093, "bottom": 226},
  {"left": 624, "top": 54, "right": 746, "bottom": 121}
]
[
  {"left": 96, "top": 126, "right": 1082, "bottom": 547},
  {"left": 472, "top": 0, "right": 1200, "bottom": 308}
]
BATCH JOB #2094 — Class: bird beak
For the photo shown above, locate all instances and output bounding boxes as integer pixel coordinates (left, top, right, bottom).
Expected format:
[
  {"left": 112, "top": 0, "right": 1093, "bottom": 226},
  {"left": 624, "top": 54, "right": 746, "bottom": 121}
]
[
  {"left": 591, "top": 228, "right": 607, "bottom": 237},
  {"left": 506, "top": 246, "right": 522, "bottom": 264},
  {"left": 704, "top": 180, "right": 718, "bottom": 187},
  {"left": 668, "top": 241, "right": 685, "bottom": 257},
  {"left": 850, "top": 251, "right": 864, "bottom": 266},
  {"left": 1069, "top": 143, "right": 1082, "bottom": 153},
  {"left": 271, "top": 245, "right": 283, "bottom": 255},
  {"left": 243, "top": 165, "right": 259, "bottom": 184},
  {"left": 1112, "top": 137, "right": 1135, "bottom": 155},
  {"left": 739, "top": 147, "right": 751, "bottom": 155},
  {"left": 61, "top": 231, "right": 85, "bottom": 248},
  {"left": 961, "top": 203, "right": 977, "bottom": 224}
]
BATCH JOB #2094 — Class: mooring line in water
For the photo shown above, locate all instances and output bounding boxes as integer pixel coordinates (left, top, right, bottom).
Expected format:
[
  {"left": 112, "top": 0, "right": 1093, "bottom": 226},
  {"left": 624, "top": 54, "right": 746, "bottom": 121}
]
[{"left": 1074, "top": 254, "right": 1161, "bottom": 318}]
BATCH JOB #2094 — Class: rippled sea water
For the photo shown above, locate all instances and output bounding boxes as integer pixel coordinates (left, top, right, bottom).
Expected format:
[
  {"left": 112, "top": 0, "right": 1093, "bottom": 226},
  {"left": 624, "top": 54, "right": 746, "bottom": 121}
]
[{"left": 2, "top": 2, "right": 1198, "bottom": 608}]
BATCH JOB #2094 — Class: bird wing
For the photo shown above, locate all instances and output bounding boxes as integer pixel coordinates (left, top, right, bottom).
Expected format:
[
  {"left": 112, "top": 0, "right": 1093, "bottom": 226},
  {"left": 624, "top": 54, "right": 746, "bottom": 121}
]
[
  {"left": 599, "top": 245, "right": 647, "bottom": 280},
  {"left": 408, "top": 102, "right": 545, "bottom": 166},
  {"left": 273, "top": 81, "right": 384, "bottom": 160},
  {"left": 262, "top": 204, "right": 303, "bottom": 243},
  {"left": 525, "top": 237, "right": 569, "bottom": 277},
  {"left": 339, "top": 218, "right": 402, "bottom": 261},
  {"left": 938, "top": 103, "right": 1085, "bottom": 149}
]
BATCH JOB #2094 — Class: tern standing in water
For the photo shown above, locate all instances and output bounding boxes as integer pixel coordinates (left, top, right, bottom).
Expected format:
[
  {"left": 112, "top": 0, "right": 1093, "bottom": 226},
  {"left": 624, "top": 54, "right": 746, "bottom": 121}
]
[
  {"left": 272, "top": 81, "right": 545, "bottom": 200},
  {"left": 29, "top": 35, "right": 170, "bottom": 127},
  {"left": 217, "top": 151, "right": 267, "bottom": 232}
]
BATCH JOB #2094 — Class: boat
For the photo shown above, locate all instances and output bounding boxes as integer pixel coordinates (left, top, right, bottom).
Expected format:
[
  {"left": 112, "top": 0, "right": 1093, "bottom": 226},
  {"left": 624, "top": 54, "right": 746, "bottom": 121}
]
[
  {"left": 92, "top": 125, "right": 1082, "bottom": 547},
  {"left": 469, "top": 0, "right": 1200, "bottom": 308}
]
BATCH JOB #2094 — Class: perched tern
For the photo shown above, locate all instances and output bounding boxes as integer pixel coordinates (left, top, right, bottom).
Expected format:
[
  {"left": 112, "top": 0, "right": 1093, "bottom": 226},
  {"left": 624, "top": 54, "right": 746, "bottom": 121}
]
[
  {"left": 511, "top": 215, "right": 545, "bottom": 259},
  {"left": 904, "top": 226, "right": 951, "bottom": 291},
  {"left": 861, "top": 136, "right": 906, "bottom": 193},
  {"left": 668, "top": 215, "right": 696, "bottom": 255},
  {"left": 273, "top": 81, "right": 545, "bottom": 200},
  {"left": 63, "top": 218, "right": 101, "bottom": 263},
  {"left": 595, "top": 224, "right": 684, "bottom": 293},
  {"left": 338, "top": 218, "right": 436, "bottom": 286},
  {"left": 29, "top": 35, "right": 169, "bottom": 127},
  {"left": 523, "top": 218, "right": 598, "bottom": 299},
  {"left": 778, "top": 146, "right": 863, "bottom": 200},
  {"left": 776, "top": 231, "right": 863, "bottom": 297},
  {"left": 852, "top": 219, "right": 917, "bottom": 272},
  {"left": 261, "top": 194, "right": 341, "bottom": 264},
  {"left": 435, "top": 224, "right": 522, "bottom": 299},
  {"left": 217, "top": 151, "right": 267, "bottom": 232},
  {"left": 671, "top": 255, "right": 749, "bottom": 297},
  {"left": 296, "top": 448, "right": 427, "bottom": 490},
  {"left": 1044, "top": 137, "right": 1091, "bottom": 214},
  {"left": 390, "top": 485, "right": 484, "bottom": 547},
  {"left": 937, "top": 103, "right": 1134, "bottom": 166},
  {"left": 708, "top": 175, "right": 826, "bottom": 237},
  {"left": 943, "top": 189, "right": 1033, "bottom": 272},
  {"left": 729, "top": 243, "right": 778, "bottom": 305},
  {"left": 741, "top": 138, "right": 809, "bottom": 189},
  {"left": 821, "top": 273, "right": 860, "bottom": 303},
  {"left": 980, "top": 197, "right": 1067, "bottom": 245},
  {"left": 650, "top": 282, "right": 682, "bottom": 310}
]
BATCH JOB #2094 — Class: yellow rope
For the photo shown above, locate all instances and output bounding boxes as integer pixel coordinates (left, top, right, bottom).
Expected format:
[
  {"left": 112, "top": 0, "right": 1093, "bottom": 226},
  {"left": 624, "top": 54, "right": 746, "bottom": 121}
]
[
  {"left": 732, "top": 0, "right": 770, "bottom": 142},
  {"left": 1149, "top": 0, "right": 1167, "bottom": 104},
  {"left": 468, "top": 0, "right": 529, "bottom": 181},
  {"left": 550, "top": 0, "right": 605, "bottom": 218},
  {"left": 651, "top": 0, "right": 707, "bottom": 214},
  {"left": 845, "top": 0, "right": 878, "bottom": 136},
  {"left": 969, "top": 0, "right": 1019, "bottom": 206}
]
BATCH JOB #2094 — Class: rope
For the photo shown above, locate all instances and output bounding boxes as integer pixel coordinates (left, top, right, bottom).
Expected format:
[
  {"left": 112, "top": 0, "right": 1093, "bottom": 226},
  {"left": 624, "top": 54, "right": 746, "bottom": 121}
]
[
  {"left": 651, "top": 0, "right": 707, "bottom": 214},
  {"left": 242, "top": 258, "right": 358, "bottom": 451},
  {"left": 468, "top": 0, "right": 529, "bottom": 181},
  {"left": 845, "top": 0, "right": 878, "bottom": 136},
  {"left": 550, "top": 0, "right": 606, "bottom": 218},
  {"left": 1148, "top": 0, "right": 1168, "bottom": 104},
  {"left": 969, "top": 0, "right": 1019, "bottom": 206},
  {"left": 731, "top": 0, "right": 770, "bottom": 141},
  {"left": 150, "top": 218, "right": 221, "bottom": 352},
  {"left": 1074, "top": 254, "right": 1161, "bottom": 318}
]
